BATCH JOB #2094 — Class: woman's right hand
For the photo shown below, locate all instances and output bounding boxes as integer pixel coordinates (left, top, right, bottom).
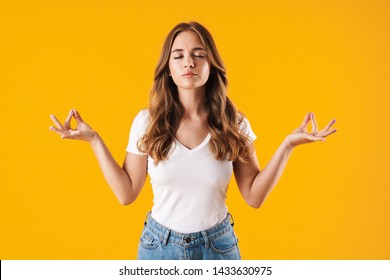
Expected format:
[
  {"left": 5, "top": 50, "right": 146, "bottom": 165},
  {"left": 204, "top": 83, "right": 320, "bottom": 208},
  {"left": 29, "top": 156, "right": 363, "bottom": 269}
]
[{"left": 49, "top": 109, "right": 97, "bottom": 142}]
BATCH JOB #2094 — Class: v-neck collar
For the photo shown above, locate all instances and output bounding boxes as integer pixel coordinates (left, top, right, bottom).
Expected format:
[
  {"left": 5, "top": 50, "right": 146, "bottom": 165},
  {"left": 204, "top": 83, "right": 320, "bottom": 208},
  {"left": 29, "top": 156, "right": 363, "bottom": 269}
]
[{"left": 174, "top": 133, "right": 211, "bottom": 153}]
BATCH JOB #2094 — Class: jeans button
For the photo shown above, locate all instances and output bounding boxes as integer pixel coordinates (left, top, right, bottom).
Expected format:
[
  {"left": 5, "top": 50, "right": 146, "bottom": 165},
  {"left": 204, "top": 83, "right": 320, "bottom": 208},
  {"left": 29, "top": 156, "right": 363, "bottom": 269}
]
[{"left": 185, "top": 237, "right": 191, "bottom": 243}]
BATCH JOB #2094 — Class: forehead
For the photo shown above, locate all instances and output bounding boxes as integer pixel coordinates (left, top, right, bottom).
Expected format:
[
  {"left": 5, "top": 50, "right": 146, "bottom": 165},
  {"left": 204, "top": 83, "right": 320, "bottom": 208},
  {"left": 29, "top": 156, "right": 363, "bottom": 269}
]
[{"left": 171, "top": 30, "right": 205, "bottom": 50}]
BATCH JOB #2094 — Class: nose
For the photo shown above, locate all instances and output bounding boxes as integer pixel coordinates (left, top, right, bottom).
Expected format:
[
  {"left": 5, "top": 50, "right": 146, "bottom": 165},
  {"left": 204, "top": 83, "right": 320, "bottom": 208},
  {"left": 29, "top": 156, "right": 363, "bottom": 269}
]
[{"left": 184, "top": 56, "right": 194, "bottom": 68}]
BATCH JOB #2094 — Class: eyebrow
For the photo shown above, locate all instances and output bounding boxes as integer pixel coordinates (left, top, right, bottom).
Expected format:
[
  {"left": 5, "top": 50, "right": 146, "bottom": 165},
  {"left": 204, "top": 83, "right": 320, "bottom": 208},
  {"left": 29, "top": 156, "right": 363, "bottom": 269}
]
[{"left": 171, "top": 47, "right": 206, "bottom": 53}]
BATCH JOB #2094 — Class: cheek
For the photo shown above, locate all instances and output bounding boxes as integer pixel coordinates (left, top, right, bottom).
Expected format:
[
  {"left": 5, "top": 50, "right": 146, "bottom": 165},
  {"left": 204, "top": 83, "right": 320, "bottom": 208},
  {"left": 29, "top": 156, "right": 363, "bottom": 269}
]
[
  {"left": 168, "top": 62, "right": 178, "bottom": 75},
  {"left": 201, "top": 62, "right": 211, "bottom": 76},
  {"left": 168, "top": 63, "right": 180, "bottom": 84}
]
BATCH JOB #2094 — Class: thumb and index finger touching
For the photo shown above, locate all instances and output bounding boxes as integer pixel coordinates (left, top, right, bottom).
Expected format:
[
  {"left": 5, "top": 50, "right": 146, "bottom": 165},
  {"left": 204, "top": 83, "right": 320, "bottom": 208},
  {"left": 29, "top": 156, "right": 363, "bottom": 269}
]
[
  {"left": 71, "top": 108, "right": 83, "bottom": 123},
  {"left": 64, "top": 108, "right": 84, "bottom": 125},
  {"left": 300, "top": 112, "right": 318, "bottom": 133},
  {"left": 49, "top": 108, "right": 84, "bottom": 132},
  {"left": 301, "top": 112, "right": 338, "bottom": 138},
  {"left": 53, "top": 108, "right": 83, "bottom": 124}
]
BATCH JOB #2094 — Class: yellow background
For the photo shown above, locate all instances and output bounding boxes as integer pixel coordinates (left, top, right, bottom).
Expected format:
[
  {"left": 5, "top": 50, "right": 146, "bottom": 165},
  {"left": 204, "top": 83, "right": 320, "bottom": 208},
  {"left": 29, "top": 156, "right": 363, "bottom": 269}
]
[{"left": 1, "top": 0, "right": 389, "bottom": 259}]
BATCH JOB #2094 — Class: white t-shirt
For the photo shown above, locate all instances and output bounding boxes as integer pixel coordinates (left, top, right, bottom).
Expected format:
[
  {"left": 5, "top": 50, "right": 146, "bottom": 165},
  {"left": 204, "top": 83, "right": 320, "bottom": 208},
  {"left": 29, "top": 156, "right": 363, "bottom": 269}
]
[{"left": 126, "top": 109, "right": 257, "bottom": 233}]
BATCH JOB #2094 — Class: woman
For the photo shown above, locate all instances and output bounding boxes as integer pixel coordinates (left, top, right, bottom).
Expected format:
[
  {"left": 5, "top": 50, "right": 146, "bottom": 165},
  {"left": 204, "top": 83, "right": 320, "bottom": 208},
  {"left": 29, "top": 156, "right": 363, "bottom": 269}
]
[{"left": 49, "top": 21, "right": 337, "bottom": 260}]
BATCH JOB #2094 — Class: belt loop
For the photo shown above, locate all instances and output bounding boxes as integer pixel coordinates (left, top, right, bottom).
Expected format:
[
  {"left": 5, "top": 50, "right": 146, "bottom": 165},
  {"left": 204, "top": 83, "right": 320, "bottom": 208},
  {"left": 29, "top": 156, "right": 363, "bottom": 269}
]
[
  {"left": 229, "top": 213, "right": 235, "bottom": 227},
  {"left": 162, "top": 228, "right": 171, "bottom": 246},
  {"left": 201, "top": 231, "right": 209, "bottom": 249},
  {"left": 144, "top": 211, "right": 151, "bottom": 226}
]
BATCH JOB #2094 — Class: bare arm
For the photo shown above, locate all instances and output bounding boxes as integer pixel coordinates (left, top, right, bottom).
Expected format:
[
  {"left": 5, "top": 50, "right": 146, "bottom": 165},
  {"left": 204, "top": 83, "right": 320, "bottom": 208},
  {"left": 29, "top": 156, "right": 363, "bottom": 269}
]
[
  {"left": 49, "top": 109, "right": 147, "bottom": 205},
  {"left": 90, "top": 134, "right": 147, "bottom": 205},
  {"left": 234, "top": 112, "right": 337, "bottom": 208}
]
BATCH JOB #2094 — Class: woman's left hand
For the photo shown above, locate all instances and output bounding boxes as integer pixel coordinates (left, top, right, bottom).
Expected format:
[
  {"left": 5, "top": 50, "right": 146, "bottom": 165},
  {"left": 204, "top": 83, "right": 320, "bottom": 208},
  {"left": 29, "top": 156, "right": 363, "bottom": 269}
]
[{"left": 286, "top": 112, "right": 337, "bottom": 148}]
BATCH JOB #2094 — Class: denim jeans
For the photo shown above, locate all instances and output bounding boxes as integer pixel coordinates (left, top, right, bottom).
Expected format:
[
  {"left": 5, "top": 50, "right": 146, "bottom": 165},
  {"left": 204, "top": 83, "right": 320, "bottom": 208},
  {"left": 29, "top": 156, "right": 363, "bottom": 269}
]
[{"left": 137, "top": 212, "right": 241, "bottom": 260}]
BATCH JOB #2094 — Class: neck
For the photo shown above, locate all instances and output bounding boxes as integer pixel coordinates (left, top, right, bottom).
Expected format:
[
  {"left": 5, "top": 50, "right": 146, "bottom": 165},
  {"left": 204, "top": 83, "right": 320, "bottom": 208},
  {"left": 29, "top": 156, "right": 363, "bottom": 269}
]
[{"left": 177, "top": 86, "right": 207, "bottom": 119}]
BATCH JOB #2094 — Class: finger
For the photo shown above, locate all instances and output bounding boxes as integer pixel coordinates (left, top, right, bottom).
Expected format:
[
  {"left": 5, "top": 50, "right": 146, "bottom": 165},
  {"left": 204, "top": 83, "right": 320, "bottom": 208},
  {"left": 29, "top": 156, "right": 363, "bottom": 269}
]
[
  {"left": 50, "top": 114, "right": 65, "bottom": 130},
  {"left": 317, "top": 128, "right": 337, "bottom": 137},
  {"left": 306, "top": 134, "right": 326, "bottom": 142},
  {"left": 310, "top": 112, "right": 318, "bottom": 133},
  {"left": 64, "top": 109, "right": 74, "bottom": 129},
  {"left": 300, "top": 112, "right": 312, "bottom": 128},
  {"left": 49, "top": 125, "right": 67, "bottom": 136},
  {"left": 318, "top": 119, "right": 336, "bottom": 133},
  {"left": 72, "top": 109, "right": 83, "bottom": 123}
]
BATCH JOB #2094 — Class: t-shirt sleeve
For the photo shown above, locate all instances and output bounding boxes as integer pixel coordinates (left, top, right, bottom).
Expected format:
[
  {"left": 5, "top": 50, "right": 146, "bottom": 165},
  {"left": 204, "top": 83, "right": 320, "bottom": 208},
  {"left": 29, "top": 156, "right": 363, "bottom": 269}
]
[
  {"left": 240, "top": 116, "right": 257, "bottom": 142},
  {"left": 126, "top": 109, "right": 149, "bottom": 155}
]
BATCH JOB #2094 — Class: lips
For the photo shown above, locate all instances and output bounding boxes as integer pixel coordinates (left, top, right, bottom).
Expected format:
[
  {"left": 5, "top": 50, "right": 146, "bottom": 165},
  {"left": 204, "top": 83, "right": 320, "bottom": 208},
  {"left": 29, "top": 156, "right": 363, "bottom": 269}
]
[{"left": 183, "top": 72, "right": 196, "bottom": 76}]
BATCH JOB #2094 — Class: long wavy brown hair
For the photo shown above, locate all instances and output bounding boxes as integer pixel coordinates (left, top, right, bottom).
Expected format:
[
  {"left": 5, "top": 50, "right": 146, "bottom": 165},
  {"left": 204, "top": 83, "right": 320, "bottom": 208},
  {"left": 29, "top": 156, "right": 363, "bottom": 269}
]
[{"left": 138, "top": 21, "right": 254, "bottom": 165}]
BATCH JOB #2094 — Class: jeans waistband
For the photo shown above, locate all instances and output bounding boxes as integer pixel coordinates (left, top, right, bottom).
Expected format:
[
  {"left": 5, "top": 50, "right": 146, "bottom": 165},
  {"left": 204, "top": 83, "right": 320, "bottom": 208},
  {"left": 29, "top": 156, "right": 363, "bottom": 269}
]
[{"left": 143, "top": 212, "right": 234, "bottom": 248}]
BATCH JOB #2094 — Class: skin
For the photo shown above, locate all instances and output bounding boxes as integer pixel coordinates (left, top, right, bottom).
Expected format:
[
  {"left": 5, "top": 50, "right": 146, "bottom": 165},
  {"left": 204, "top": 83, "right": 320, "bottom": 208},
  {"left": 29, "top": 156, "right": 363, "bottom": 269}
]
[
  {"left": 49, "top": 30, "right": 337, "bottom": 207},
  {"left": 169, "top": 30, "right": 211, "bottom": 149}
]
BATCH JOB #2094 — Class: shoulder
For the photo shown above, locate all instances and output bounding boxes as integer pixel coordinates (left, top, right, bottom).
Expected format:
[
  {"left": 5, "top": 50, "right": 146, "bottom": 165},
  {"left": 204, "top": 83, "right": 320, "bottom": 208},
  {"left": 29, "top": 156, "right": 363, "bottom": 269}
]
[
  {"left": 134, "top": 108, "right": 150, "bottom": 123},
  {"left": 237, "top": 111, "right": 257, "bottom": 141},
  {"left": 237, "top": 111, "right": 249, "bottom": 128},
  {"left": 131, "top": 109, "right": 150, "bottom": 132},
  {"left": 136, "top": 108, "right": 149, "bottom": 119}
]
